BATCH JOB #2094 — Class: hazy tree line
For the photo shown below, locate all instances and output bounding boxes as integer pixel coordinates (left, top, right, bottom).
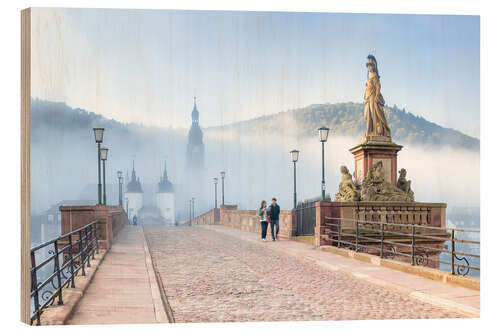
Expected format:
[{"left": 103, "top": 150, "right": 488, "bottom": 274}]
[{"left": 213, "top": 102, "right": 479, "bottom": 150}]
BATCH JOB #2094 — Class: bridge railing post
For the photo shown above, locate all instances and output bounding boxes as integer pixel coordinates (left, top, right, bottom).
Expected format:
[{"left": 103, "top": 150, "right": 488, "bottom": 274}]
[
  {"left": 53, "top": 239, "right": 64, "bottom": 305},
  {"left": 86, "top": 226, "right": 91, "bottom": 268},
  {"left": 95, "top": 223, "right": 100, "bottom": 254},
  {"left": 90, "top": 224, "right": 95, "bottom": 260},
  {"left": 30, "top": 250, "right": 41, "bottom": 325},
  {"left": 337, "top": 218, "right": 341, "bottom": 247},
  {"left": 68, "top": 234, "right": 75, "bottom": 288},
  {"left": 79, "top": 230, "right": 85, "bottom": 276},
  {"left": 355, "top": 220, "right": 359, "bottom": 252},
  {"left": 411, "top": 224, "right": 415, "bottom": 265},
  {"left": 380, "top": 223, "right": 385, "bottom": 258},
  {"left": 451, "top": 229, "right": 455, "bottom": 275}
]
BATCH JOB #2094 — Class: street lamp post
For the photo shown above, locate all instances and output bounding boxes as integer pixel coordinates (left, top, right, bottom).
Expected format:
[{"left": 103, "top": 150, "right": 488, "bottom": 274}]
[
  {"left": 318, "top": 127, "right": 330, "bottom": 201},
  {"left": 100, "top": 147, "right": 109, "bottom": 205},
  {"left": 117, "top": 170, "right": 123, "bottom": 206},
  {"left": 189, "top": 199, "right": 192, "bottom": 223},
  {"left": 290, "top": 150, "right": 300, "bottom": 209},
  {"left": 93, "top": 128, "right": 104, "bottom": 205},
  {"left": 192, "top": 197, "right": 195, "bottom": 220},
  {"left": 125, "top": 197, "right": 129, "bottom": 220},
  {"left": 220, "top": 171, "right": 226, "bottom": 206},
  {"left": 213, "top": 177, "right": 218, "bottom": 209}
]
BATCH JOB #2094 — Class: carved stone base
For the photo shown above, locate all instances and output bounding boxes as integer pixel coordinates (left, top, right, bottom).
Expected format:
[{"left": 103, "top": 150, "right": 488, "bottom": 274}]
[
  {"left": 349, "top": 140, "right": 403, "bottom": 185},
  {"left": 361, "top": 135, "right": 392, "bottom": 143}
]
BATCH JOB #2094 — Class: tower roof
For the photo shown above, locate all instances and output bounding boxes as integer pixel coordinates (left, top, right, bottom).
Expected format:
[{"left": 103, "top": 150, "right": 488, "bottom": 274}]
[
  {"left": 158, "top": 161, "right": 174, "bottom": 193},
  {"left": 191, "top": 96, "right": 199, "bottom": 123},
  {"left": 126, "top": 160, "right": 143, "bottom": 193}
]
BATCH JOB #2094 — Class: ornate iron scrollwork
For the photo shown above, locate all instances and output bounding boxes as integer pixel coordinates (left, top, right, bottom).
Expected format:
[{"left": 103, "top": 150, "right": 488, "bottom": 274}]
[
  {"left": 36, "top": 282, "right": 55, "bottom": 306},
  {"left": 383, "top": 245, "right": 396, "bottom": 259},
  {"left": 453, "top": 254, "right": 470, "bottom": 276},
  {"left": 415, "top": 250, "right": 429, "bottom": 267}
]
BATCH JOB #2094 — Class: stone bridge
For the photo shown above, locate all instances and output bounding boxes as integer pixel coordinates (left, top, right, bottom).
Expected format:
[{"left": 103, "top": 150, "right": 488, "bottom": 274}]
[{"left": 38, "top": 205, "right": 479, "bottom": 324}]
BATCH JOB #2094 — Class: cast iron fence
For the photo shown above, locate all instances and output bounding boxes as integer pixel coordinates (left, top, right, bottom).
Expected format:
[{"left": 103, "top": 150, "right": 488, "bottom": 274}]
[
  {"left": 324, "top": 217, "right": 479, "bottom": 276},
  {"left": 295, "top": 195, "right": 331, "bottom": 236},
  {"left": 30, "top": 220, "right": 99, "bottom": 325}
]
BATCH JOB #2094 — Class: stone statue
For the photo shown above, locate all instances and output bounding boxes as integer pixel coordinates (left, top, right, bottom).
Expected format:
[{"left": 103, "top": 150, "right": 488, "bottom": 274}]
[
  {"left": 361, "top": 161, "right": 414, "bottom": 202},
  {"left": 397, "top": 168, "right": 415, "bottom": 201},
  {"left": 364, "top": 55, "right": 391, "bottom": 140},
  {"left": 335, "top": 166, "right": 361, "bottom": 202}
]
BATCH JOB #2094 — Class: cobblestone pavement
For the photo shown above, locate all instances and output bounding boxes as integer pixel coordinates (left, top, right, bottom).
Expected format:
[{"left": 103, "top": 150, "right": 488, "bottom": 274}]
[{"left": 144, "top": 226, "right": 463, "bottom": 323}]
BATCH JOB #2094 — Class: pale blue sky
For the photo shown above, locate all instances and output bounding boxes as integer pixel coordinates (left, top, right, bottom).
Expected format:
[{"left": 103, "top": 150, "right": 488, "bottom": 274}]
[{"left": 31, "top": 8, "right": 480, "bottom": 137}]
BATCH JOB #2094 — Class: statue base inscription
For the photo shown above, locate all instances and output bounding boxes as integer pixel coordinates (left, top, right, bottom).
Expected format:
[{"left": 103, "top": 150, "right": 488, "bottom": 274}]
[{"left": 349, "top": 140, "right": 403, "bottom": 186}]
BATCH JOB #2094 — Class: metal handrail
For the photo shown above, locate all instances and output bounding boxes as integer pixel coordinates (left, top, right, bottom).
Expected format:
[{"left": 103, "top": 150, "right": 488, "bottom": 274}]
[
  {"left": 323, "top": 217, "right": 479, "bottom": 276},
  {"left": 30, "top": 220, "right": 100, "bottom": 325}
]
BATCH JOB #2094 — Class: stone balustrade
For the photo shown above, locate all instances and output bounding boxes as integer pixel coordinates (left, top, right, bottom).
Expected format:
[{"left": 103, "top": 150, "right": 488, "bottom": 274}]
[{"left": 314, "top": 201, "right": 447, "bottom": 269}]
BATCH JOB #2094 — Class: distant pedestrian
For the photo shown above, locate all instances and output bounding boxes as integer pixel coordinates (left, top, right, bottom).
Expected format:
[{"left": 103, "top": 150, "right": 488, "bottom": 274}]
[
  {"left": 268, "top": 198, "right": 280, "bottom": 241},
  {"left": 258, "top": 200, "right": 268, "bottom": 241},
  {"left": 133, "top": 215, "right": 138, "bottom": 226}
]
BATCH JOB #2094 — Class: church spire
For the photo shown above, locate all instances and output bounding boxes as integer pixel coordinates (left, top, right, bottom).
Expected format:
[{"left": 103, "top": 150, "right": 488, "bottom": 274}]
[
  {"left": 126, "top": 159, "right": 143, "bottom": 193},
  {"left": 158, "top": 160, "right": 173, "bottom": 193},
  {"left": 191, "top": 96, "right": 199, "bottom": 123}
]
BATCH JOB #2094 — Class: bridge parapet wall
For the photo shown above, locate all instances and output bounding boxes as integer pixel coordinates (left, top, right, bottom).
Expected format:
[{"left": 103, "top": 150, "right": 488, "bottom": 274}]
[
  {"left": 221, "top": 206, "right": 295, "bottom": 239},
  {"left": 60, "top": 205, "right": 128, "bottom": 249},
  {"left": 190, "top": 205, "right": 296, "bottom": 239},
  {"left": 190, "top": 208, "right": 220, "bottom": 226}
]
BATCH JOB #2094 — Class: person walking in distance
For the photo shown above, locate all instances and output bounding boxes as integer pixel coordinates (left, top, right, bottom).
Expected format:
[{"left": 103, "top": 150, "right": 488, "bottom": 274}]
[
  {"left": 258, "top": 200, "right": 268, "bottom": 241},
  {"left": 268, "top": 197, "right": 280, "bottom": 241}
]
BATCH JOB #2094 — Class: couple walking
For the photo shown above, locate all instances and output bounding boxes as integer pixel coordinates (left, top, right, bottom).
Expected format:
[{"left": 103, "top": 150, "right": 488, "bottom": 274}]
[{"left": 258, "top": 198, "right": 280, "bottom": 241}]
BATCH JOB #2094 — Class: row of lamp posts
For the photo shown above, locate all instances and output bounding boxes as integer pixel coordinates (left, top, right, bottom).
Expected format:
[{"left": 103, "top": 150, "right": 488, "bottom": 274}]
[
  {"left": 93, "top": 128, "right": 109, "bottom": 205},
  {"left": 290, "top": 126, "right": 330, "bottom": 209},
  {"left": 95, "top": 125, "right": 328, "bottom": 215},
  {"left": 213, "top": 171, "right": 226, "bottom": 209},
  {"left": 93, "top": 127, "right": 126, "bottom": 208},
  {"left": 190, "top": 171, "right": 226, "bottom": 224}
]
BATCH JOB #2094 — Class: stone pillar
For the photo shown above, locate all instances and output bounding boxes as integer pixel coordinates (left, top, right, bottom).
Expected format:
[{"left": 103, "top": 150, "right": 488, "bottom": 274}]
[
  {"left": 314, "top": 201, "right": 339, "bottom": 247},
  {"left": 349, "top": 141, "right": 403, "bottom": 185}
]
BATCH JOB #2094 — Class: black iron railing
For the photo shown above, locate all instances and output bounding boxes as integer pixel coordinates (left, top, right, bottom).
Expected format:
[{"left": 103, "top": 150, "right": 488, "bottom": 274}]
[
  {"left": 296, "top": 201, "right": 316, "bottom": 236},
  {"left": 324, "top": 217, "right": 479, "bottom": 276},
  {"left": 295, "top": 195, "right": 331, "bottom": 236},
  {"left": 30, "top": 220, "right": 100, "bottom": 325}
]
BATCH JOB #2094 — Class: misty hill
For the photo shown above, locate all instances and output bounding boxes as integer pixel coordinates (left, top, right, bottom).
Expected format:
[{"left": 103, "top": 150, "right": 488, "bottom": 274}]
[
  {"left": 29, "top": 98, "right": 189, "bottom": 215},
  {"left": 30, "top": 98, "right": 186, "bottom": 145},
  {"left": 210, "top": 103, "right": 479, "bottom": 150}
]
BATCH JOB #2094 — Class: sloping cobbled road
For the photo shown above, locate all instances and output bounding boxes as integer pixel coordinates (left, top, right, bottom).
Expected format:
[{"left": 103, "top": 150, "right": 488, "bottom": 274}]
[{"left": 144, "top": 226, "right": 462, "bottom": 323}]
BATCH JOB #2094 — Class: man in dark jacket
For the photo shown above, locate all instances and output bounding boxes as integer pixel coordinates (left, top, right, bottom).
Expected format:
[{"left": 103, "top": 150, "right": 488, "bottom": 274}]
[{"left": 268, "top": 198, "right": 280, "bottom": 241}]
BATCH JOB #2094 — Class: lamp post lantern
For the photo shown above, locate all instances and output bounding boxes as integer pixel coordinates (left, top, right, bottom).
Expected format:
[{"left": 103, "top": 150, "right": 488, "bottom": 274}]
[
  {"left": 117, "top": 170, "right": 123, "bottom": 206},
  {"left": 99, "top": 147, "right": 109, "bottom": 205},
  {"left": 220, "top": 171, "right": 226, "bottom": 206},
  {"left": 213, "top": 177, "right": 218, "bottom": 209},
  {"left": 290, "top": 150, "right": 300, "bottom": 209},
  {"left": 318, "top": 127, "right": 330, "bottom": 201},
  {"left": 93, "top": 128, "right": 104, "bottom": 205}
]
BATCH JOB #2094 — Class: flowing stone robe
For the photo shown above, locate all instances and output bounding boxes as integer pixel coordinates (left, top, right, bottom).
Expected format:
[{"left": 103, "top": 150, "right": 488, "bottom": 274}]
[{"left": 364, "top": 72, "right": 391, "bottom": 139}]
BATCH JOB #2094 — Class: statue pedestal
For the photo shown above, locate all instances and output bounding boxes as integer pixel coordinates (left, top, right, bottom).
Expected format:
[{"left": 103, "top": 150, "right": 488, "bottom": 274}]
[{"left": 349, "top": 140, "right": 402, "bottom": 185}]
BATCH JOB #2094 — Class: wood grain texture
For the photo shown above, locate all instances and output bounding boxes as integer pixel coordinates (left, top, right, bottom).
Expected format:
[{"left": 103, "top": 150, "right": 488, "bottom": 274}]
[{"left": 21, "top": 7, "right": 31, "bottom": 325}]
